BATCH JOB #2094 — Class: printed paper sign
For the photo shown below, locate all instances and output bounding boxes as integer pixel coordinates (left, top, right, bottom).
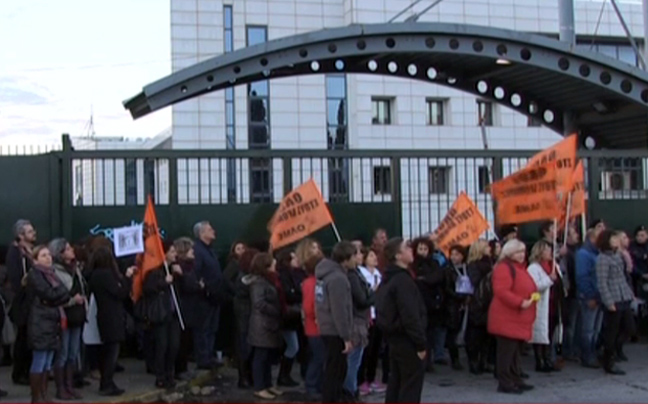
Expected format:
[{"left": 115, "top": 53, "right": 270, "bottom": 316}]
[{"left": 113, "top": 224, "right": 144, "bottom": 257}]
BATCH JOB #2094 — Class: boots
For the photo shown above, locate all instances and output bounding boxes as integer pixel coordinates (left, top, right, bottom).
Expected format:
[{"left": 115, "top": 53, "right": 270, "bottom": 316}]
[
  {"left": 237, "top": 360, "right": 251, "bottom": 389},
  {"left": 30, "top": 373, "right": 42, "bottom": 403},
  {"left": 55, "top": 367, "right": 74, "bottom": 400},
  {"left": 603, "top": 349, "right": 626, "bottom": 375},
  {"left": 41, "top": 372, "right": 51, "bottom": 402},
  {"left": 66, "top": 363, "right": 82, "bottom": 399},
  {"left": 277, "top": 357, "right": 299, "bottom": 387},
  {"left": 534, "top": 346, "right": 551, "bottom": 373}
]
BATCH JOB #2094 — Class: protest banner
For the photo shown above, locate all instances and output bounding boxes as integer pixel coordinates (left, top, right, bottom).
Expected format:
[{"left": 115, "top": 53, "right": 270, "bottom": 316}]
[
  {"left": 269, "top": 179, "right": 335, "bottom": 250},
  {"left": 435, "top": 192, "right": 489, "bottom": 255},
  {"left": 559, "top": 160, "right": 586, "bottom": 232},
  {"left": 132, "top": 196, "right": 165, "bottom": 302},
  {"left": 492, "top": 161, "right": 560, "bottom": 225},
  {"left": 527, "top": 134, "right": 577, "bottom": 195}
]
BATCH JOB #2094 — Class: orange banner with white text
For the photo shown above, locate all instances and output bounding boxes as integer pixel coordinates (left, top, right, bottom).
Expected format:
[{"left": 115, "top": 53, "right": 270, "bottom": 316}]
[
  {"left": 132, "top": 196, "right": 166, "bottom": 302},
  {"left": 492, "top": 162, "right": 561, "bottom": 225},
  {"left": 526, "top": 134, "right": 577, "bottom": 196},
  {"left": 269, "top": 179, "right": 334, "bottom": 250},
  {"left": 559, "top": 160, "right": 586, "bottom": 228},
  {"left": 434, "top": 192, "right": 489, "bottom": 255}
]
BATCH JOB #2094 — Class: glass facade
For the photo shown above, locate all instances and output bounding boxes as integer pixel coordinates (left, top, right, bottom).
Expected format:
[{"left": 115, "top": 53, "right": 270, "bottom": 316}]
[
  {"left": 224, "top": 5, "right": 236, "bottom": 202},
  {"left": 247, "top": 26, "right": 272, "bottom": 203},
  {"left": 326, "top": 74, "right": 349, "bottom": 201}
]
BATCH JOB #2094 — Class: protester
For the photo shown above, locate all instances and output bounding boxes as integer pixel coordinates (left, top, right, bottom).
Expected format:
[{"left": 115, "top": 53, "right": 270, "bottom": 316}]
[
  {"left": 315, "top": 241, "right": 355, "bottom": 403},
  {"left": 7, "top": 219, "right": 36, "bottom": 387},
  {"left": 576, "top": 229, "right": 602, "bottom": 369},
  {"left": 247, "top": 253, "right": 284, "bottom": 400},
  {"left": 219, "top": 240, "right": 246, "bottom": 365},
  {"left": 141, "top": 241, "right": 182, "bottom": 388},
  {"left": 629, "top": 226, "right": 648, "bottom": 296},
  {"left": 375, "top": 237, "right": 427, "bottom": 403},
  {"left": 411, "top": 237, "right": 445, "bottom": 372},
  {"left": 173, "top": 237, "right": 200, "bottom": 380},
  {"left": 489, "top": 239, "right": 502, "bottom": 262},
  {"left": 465, "top": 239, "right": 494, "bottom": 375},
  {"left": 498, "top": 225, "right": 518, "bottom": 243},
  {"left": 192, "top": 221, "right": 224, "bottom": 370},
  {"left": 444, "top": 245, "right": 471, "bottom": 371},
  {"left": 527, "top": 241, "right": 558, "bottom": 373},
  {"left": 371, "top": 229, "right": 389, "bottom": 271},
  {"left": 596, "top": 230, "right": 635, "bottom": 375},
  {"left": 561, "top": 225, "right": 581, "bottom": 361},
  {"left": 50, "top": 238, "right": 87, "bottom": 400},
  {"left": 295, "top": 238, "right": 322, "bottom": 269},
  {"left": 87, "top": 246, "right": 136, "bottom": 396},
  {"left": 488, "top": 239, "right": 536, "bottom": 394},
  {"left": 301, "top": 253, "right": 325, "bottom": 400},
  {"left": 27, "top": 245, "right": 72, "bottom": 403},
  {"left": 344, "top": 245, "right": 374, "bottom": 399},
  {"left": 357, "top": 248, "right": 386, "bottom": 396}
]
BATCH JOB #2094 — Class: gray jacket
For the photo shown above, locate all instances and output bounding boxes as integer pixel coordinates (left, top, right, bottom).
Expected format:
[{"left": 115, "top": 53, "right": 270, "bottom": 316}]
[
  {"left": 596, "top": 251, "right": 634, "bottom": 309},
  {"left": 315, "top": 259, "right": 353, "bottom": 341}
]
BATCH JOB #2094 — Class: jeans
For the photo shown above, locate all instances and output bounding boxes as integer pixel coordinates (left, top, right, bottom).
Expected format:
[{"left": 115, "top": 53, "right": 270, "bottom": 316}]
[
  {"left": 56, "top": 326, "right": 82, "bottom": 367},
  {"left": 153, "top": 318, "right": 181, "bottom": 382},
  {"left": 282, "top": 330, "right": 299, "bottom": 359},
  {"left": 193, "top": 304, "right": 220, "bottom": 367},
  {"left": 252, "top": 347, "right": 274, "bottom": 392},
  {"left": 343, "top": 346, "right": 364, "bottom": 394},
  {"left": 99, "top": 342, "right": 121, "bottom": 391},
  {"left": 31, "top": 350, "right": 55, "bottom": 373},
  {"left": 430, "top": 326, "right": 447, "bottom": 361},
  {"left": 579, "top": 299, "right": 603, "bottom": 365},
  {"left": 305, "top": 336, "right": 326, "bottom": 395},
  {"left": 322, "top": 336, "right": 348, "bottom": 403},
  {"left": 563, "top": 298, "right": 581, "bottom": 358}
]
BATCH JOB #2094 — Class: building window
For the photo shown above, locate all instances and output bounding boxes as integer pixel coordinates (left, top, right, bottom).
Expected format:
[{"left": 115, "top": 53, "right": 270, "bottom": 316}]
[
  {"left": 429, "top": 166, "right": 450, "bottom": 195},
  {"left": 224, "top": 5, "right": 236, "bottom": 202},
  {"left": 478, "top": 166, "right": 490, "bottom": 194},
  {"left": 247, "top": 25, "right": 271, "bottom": 203},
  {"left": 600, "top": 158, "right": 642, "bottom": 192},
  {"left": 477, "top": 100, "right": 493, "bottom": 127},
  {"left": 527, "top": 116, "right": 542, "bottom": 127},
  {"left": 373, "top": 166, "right": 392, "bottom": 195},
  {"left": 372, "top": 98, "right": 392, "bottom": 125},
  {"left": 326, "top": 74, "right": 349, "bottom": 202},
  {"left": 426, "top": 99, "right": 445, "bottom": 126}
]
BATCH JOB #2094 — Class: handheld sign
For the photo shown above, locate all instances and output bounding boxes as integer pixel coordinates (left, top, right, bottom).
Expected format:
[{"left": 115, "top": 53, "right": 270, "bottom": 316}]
[
  {"left": 435, "top": 192, "right": 489, "bottom": 255},
  {"left": 269, "top": 179, "right": 334, "bottom": 250},
  {"left": 112, "top": 224, "right": 144, "bottom": 258}
]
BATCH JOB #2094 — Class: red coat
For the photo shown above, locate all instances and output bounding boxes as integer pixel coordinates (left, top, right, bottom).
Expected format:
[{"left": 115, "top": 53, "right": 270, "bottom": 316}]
[
  {"left": 301, "top": 276, "right": 319, "bottom": 337},
  {"left": 487, "top": 259, "right": 537, "bottom": 341}
]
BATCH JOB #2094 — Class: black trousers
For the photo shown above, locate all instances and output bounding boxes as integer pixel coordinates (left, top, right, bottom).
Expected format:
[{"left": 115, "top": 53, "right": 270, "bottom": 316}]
[
  {"left": 153, "top": 318, "right": 181, "bottom": 382},
  {"left": 99, "top": 342, "right": 121, "bottom": 391},
  {"left": 465, "top": 323, "right": 492, "bottom": 366},
  {"left": 175, "top": 328, "right": 193, "bottom": 375},
  {"left": 495, "top": 336, "right": 523, "bottom": 390},
  {"left": 322, "top": 336, "right": 347, "bottom": 403},
  {"left": 385, "top": 339, "right": 425, "bottom": 403},
  {"left": 358, "top": 325, "right": 382, "bottom": 385},
  {"left": 12, "top": 325, "right": 31, "bottom": 381},
  {"left": 602, "top": 302, "right": 635, "bottom": 366}
]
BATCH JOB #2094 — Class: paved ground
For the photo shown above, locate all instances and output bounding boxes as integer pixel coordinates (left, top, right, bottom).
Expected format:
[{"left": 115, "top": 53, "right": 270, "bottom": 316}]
[{"left": 0, "top": 342, "right": 646, "bottom": 403}]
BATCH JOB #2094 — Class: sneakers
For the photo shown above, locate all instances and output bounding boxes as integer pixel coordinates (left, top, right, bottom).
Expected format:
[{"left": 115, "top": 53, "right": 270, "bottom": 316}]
[
  {"left": 359, "top": 383, "right": 371, "bottom": 396},
  {"left": 370, "top": 382, "right": 387, "bottom": 394},
  {"left": 254, "top": 389, "right": 276, "bottom": 400}
]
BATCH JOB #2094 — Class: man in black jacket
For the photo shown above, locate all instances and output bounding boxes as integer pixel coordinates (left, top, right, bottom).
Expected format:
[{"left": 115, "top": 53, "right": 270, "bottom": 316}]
[{"left": 375, "top": 237, "right": 427, "bottom": 403}]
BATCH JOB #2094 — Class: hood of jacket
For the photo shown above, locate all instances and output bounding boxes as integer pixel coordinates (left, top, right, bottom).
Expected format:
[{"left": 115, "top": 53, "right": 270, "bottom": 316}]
[{"left": 315, "top": 258, "right": 345, "bottom": 281}]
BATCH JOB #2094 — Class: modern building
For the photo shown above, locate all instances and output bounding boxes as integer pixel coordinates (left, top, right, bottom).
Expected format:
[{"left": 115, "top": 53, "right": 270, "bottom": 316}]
[{"left": 169, "top": 0, "right": 647, "bottom": 236}]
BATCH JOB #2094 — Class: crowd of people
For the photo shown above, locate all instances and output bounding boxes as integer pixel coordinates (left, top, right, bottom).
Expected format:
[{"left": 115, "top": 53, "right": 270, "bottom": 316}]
[{"left": 0, "top": 217, "right": 645, "bottom": 403}]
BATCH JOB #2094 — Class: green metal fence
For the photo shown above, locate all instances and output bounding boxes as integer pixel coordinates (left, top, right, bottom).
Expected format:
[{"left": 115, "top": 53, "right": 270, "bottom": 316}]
[{"left": 1, "top": 135, "right": 647, "bottom": 253}]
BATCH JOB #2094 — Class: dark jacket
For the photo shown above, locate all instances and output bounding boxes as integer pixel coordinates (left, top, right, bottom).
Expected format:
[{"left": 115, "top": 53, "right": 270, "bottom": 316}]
[
  {"left": 562, "top": 243, "right": 579, "bottom": 298},
  {"left": 278, "top": 266, "right": 307, "bottom": 330},
  {"left": 315, "top": 259, "right": 353, "bottom": 341},
  {"left": 223, "top": 259, "right": 240, "bottom": 288},
  {"left": 348, "top": 267, "right": 374, "bottom": 347},
  {"left": 5, "top": 243, "right": 30, "bottom": 300},
  {"left": 467, "top": 257, "right": 492, "bottom": 325},
  {"left": 142, "top": 268, "right": 174, "bottom": 323},
  {"left": 53, "top": 262, "right": 88, "bottom": 328},
  {"left": 234, "top": 273, "right": 254, "bottom": 336},
  {"left": 444, "top": 263, "right": 471, "bottom": 330},
  {"left": 576, "top": 240, "right": 599, "bottom": 301},
  {"left": 375, "top": 265, "right": 427, "bottom": 351},
  {"left": 247, "top": 275, "right": 283, "bottom": 349},
  {"left": 193, "top": 240, "right": 224, "bottom": 306},
  {"left": 629, "top": 241, "right": 648, "bottom": 276},
  {"left": 413, "top": 257, "right": 445, "bottom": 327},
  {"left": 177, "top": 259, "right": 202, "bottom": 329},
  {"left": 88, "top": 267, "right": 131, "bottom": 343},
  {"left": 27, "top": 266, "right": 70, "bottom": 350}
]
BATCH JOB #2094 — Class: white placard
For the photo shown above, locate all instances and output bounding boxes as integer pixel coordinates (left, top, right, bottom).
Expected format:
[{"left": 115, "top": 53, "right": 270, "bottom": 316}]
[{"left": 112, "top": 224, "right": 144, "bottom": 257}]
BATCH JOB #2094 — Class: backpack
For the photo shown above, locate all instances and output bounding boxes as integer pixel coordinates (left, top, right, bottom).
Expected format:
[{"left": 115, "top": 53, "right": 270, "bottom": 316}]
[{"left": 470, "top": 261, "right": 516, "bottom": 326}]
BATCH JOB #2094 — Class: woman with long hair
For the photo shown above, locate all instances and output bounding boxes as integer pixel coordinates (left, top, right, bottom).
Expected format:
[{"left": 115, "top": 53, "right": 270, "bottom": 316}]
[
  {"left": 302, "top": 253, "right": 325, "bottom": 399},
  {"left": 444, "top": 245, "right": 471, "bottom": 370},
  {"left": 27, "top": 245, "right": 73, "bottom": 403},
  {"left": 596, "top": 230, "right": 635, "bottom": 375},
  {"left": 411, "top": 237, "right": 445, "bottom": 372},
  {"left": 248, "top": 253, "right": 284, "bottom": 400},
  {"left": 527, "top": 241, "right": 558, "bottom": 373},
  {"left": 489, "top": 240, "right": 502, "bottom": 263},
  {"left": 87, "top": 246, "right": 136, "bottom": 396},
  {"left": 488, "top": 240, "right": 537, "bottom": 394},
  {"left": 465, "top": 239, "right": 494, "bottom": 375},
  {"left": 233, "top": 248, "right": 260, "bottom": 389},
  {"left": 219, "top": 240, "right": 247, "bottom": 364},
  {"left": 49, "top": 238, "right": 87, "bottom": 400}
]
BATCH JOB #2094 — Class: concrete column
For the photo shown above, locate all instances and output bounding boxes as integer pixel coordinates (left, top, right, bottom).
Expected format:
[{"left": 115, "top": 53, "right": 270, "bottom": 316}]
[{"left": 559, "top": 0, "right": 576, "bottom": 46}]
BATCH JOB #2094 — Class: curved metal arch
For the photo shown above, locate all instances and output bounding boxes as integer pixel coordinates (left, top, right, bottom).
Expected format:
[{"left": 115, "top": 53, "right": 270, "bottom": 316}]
[{"left": 125, "top": 22, "right": 648, "bottom": 147}]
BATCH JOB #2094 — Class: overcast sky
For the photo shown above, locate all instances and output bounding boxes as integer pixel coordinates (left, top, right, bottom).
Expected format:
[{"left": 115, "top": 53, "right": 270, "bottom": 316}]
[{"left": 0, "top": 0, "right": 171, "bottom": 146}]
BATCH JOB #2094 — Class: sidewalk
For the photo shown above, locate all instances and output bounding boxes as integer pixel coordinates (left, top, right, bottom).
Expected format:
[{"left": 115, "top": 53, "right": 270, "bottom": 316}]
[{"left": 0, "top": 360, "right": 212, "bottom": 403}]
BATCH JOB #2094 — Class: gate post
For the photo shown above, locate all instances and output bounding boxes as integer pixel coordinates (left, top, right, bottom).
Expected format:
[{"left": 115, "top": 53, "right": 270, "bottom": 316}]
[
  {"left": 390, "top": 157, "right": 403, "bottom": 237},
  {"left": 60, "top": 134, "right": 73, "bottom": 240}
]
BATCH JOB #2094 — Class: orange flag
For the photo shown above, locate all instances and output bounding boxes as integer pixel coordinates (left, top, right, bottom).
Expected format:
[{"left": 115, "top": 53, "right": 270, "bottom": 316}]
[
  {"left": 434, "top": 192, "right": 489, "bottom": 255},
  {"left": 527, "top": 134, "right": 577, "bottom": 196},
  {"left": 558, "top": 160, "right": 586, "bottom": 228},
  {"left": 132, "top": 195, "right": 166, "bottom": 302},
  {"left": 492, "top": 161, "right": 561, "bottom": 225},
  {"left": 269, "top": 179, "right": 334, "bottom": 250}
]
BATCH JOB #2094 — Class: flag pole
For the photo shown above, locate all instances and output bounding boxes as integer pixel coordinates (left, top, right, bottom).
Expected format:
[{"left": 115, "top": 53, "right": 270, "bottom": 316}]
[
  {"left": 563, "top": 192, "right": 573, "bottom": 248},
  {"left": 331, "top": 222, "right": 342, "bottom": 242},
  {"left": 580, "top": 212, "right": 587, "bottom": 239},
  {"left": 163, "top": 261, "right": 186, "bottom": 331}
]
